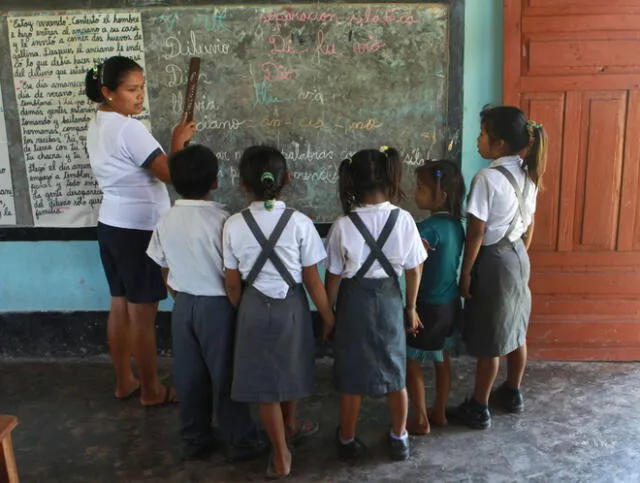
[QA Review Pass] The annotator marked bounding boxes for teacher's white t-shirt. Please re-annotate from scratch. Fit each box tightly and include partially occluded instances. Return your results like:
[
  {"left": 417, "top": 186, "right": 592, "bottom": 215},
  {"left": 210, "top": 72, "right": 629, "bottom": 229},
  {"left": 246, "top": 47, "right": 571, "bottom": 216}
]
[{"left": 87, "top": 110, "right": 170, "bottom": 231}]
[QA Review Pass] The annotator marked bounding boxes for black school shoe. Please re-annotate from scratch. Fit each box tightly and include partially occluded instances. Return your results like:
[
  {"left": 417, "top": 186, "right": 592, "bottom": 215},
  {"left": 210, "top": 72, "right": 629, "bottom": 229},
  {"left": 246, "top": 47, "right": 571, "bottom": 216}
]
[
  {"left": 335, "top": 428, "right": 367, "bottom": 460},
  {"left": 224, "top": 430, "right": 270, "bottom": 462},
  {"left": 387, "top": 433, "right": 410, "bottom": 461},
  {"left": 181, "top": 440, "right": 218, "bottom": 462},
  {"left": 453, "top": 398, "right": 492, "bottom": 430},
  {"left": 491, "top": 382, "right": 524, "bottom": 414}
]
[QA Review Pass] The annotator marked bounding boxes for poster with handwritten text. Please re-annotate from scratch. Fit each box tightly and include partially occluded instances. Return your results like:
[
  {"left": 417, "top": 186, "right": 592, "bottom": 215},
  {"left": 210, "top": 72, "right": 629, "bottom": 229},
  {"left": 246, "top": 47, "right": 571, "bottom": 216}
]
[
  {"left": 8, "top": 12, "right": 150, "bottom": 227},
  {"left": 0, "top": 88, "right": 17, "bottom": 225}
]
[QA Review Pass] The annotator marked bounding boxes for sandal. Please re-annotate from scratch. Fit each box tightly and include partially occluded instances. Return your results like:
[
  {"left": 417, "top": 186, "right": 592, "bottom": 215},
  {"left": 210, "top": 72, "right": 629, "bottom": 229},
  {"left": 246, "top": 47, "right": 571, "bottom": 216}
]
[
  {"left": 115, "top": 384, "right": 140, "bottom": 401},
  {"left": 288, "top": 419, "right": 319, "bottom": 445},
  {"left": 143, "top": 385, "right": 178, "bottom": 408}
]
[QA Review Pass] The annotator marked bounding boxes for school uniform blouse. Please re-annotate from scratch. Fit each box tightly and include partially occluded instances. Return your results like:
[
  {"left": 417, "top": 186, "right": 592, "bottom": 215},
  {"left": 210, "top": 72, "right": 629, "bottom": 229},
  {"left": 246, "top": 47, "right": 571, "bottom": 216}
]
[
  {"left": 223, "top": 201, "right": 326, "bottom": 299},
  {"left": 87, "top": 110, "right": 170, "bottom": 231},
  {"left": 467, "top": 155, "right": 538, "bottom": 246},
  {"left": 147, "top": 200, "right": 228, "bottom": 297},
  {"left": 325, "top": 202, "right": 427, "bottom": 278}
]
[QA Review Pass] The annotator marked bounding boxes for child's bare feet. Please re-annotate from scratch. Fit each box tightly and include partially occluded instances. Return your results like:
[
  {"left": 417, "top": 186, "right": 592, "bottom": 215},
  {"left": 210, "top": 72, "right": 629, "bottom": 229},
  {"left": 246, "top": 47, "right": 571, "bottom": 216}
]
[
  {"left": 267, "top": 447, "right": 292, "bottom": 479},
  {"left": 428, "top": 407, "right": 448, "bottom": 427},
  {"left": 407, "top": 417, "right": 430, "bottom": 435}
]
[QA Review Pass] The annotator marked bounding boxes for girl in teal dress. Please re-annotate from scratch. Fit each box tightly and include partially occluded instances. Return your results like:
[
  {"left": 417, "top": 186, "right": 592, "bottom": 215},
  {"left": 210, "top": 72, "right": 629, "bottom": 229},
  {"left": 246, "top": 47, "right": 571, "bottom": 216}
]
[{"left": 406, "top": 161, "right": 465, "bottom": 434}]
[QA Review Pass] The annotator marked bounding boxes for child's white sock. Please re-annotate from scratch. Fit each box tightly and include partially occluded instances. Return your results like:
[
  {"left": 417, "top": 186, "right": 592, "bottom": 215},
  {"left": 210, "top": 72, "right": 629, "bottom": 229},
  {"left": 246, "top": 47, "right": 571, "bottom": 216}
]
[{"left": 389, "top": 429, "right": 408, "bottom": 441}]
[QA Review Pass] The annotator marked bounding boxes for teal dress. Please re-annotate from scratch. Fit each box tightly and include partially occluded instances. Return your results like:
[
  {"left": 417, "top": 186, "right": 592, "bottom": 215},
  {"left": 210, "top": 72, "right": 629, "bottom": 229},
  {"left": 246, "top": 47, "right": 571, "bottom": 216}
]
[{"left": 406, "top": 213, "right": 465, "bottom": 363}]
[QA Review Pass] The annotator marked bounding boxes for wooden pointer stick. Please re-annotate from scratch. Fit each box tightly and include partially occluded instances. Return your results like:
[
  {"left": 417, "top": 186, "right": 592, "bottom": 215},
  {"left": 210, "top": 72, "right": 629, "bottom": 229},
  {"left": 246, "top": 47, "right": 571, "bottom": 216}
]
[{"left": 182, "top": 57, "right": 201, "bottom": 146}]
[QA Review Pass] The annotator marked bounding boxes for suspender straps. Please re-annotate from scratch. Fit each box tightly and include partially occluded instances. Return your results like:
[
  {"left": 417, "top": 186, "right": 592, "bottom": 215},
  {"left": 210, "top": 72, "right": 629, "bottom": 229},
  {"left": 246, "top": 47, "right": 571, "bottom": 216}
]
[
  {"left": 348, "top": 208, "right": 400, "bottom": 278},
  {"left": 241, "top": 208, "right": 296, "bottom": 288},
  {"left": 493, "top": 166, "right": 530, "bottom": 242}
]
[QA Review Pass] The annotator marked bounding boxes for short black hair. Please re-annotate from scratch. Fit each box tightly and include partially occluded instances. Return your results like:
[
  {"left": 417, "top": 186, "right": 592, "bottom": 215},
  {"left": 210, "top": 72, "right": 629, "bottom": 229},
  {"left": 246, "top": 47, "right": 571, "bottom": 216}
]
[{"left": 169, "top": 145, "right": 219, "bottom": 199}]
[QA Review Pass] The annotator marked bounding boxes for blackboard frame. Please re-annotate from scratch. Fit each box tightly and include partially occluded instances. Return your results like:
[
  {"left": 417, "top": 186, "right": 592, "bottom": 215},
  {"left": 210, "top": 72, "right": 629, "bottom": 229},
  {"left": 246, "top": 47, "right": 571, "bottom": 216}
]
[{"left": 0, "top": 0, "right": 464, "bottom": 241}]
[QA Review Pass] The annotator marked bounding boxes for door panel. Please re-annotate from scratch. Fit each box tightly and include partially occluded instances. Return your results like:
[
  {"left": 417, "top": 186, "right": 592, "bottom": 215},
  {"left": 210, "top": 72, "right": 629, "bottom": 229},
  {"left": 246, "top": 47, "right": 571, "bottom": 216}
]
[{"left": 504, "top": 1, "right": 640, "bottom": 360}]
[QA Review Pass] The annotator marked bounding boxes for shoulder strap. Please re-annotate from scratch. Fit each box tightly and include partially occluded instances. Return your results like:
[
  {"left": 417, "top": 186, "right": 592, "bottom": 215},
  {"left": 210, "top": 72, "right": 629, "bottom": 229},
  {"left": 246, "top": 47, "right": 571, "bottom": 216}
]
[
  {"left": 349, "top": 209, "right": 399, "bottom": 278},
  {"left": 493, "top": 166, "right": 530, "bottom": 242},
  {"left": 241, "top": 208, "right": 296, "bottom": 288}
]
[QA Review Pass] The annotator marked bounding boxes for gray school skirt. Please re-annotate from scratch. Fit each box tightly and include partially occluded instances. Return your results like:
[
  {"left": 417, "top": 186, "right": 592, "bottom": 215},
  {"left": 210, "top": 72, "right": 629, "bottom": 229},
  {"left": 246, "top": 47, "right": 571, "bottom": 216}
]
[
  {"left": 463, "top": 238, "right": 531, "bottom": 358},
  {"left": 231, "top": 284, "right": 315, "bottom": 403},
  {"left": 333, "top": 276, "right": 406, "bottom": 396}
]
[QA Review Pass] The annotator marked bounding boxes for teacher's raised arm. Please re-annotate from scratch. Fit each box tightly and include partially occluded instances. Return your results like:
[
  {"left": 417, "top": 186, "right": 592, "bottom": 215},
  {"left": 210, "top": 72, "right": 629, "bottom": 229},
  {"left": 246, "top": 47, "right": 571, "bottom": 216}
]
[{"left": 83, "top": 55, "right": 191, "bottom": 408}]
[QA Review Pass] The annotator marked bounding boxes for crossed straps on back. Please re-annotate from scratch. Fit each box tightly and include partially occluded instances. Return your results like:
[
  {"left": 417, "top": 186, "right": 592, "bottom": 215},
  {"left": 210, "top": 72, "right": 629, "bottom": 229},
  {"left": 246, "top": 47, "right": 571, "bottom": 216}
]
[
  {"left": 348, "top": 208, "right": 400, "bottom": 278},
  {"left": 241, "top": 208, "right": 296, "bottom": 288},
  {"left": 493, "top": 166, "right": 530, "bottom": 242}
]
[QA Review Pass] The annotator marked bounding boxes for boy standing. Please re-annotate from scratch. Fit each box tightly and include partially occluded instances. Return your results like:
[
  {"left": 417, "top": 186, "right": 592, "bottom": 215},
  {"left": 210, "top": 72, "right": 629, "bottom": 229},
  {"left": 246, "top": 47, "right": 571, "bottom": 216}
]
[{"left": 147, "top": 145, "right": 267, "bottom": 461}]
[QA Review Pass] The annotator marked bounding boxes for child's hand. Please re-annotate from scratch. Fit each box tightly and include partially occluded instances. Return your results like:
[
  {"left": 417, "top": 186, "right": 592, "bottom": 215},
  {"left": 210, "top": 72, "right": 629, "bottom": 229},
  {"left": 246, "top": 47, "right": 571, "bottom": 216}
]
[
  {"left": 405, "top": 308, "right": 423, "bottom": 336},
  {"left": 459, "top": 272, "right": 472, "bottom": 299},
  {"left": 322, "top": 312, "right": 336, "bottom": 342},
  {"left": 421, "top": 238, "right": 436, "bottom": 252}
]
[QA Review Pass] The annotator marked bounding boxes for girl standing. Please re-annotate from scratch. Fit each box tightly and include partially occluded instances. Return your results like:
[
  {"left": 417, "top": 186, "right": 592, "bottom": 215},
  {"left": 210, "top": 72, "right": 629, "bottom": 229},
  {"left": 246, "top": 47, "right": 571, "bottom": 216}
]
[
  {"left": 406, "top": 161, "right": 465, "bottom": 435},
  {"left": 223, "top": 146, "right": 334, "bottom": 479},
  {"left": 325, "top": 146, "right": 427, "bottom": 461},
  {"left": 85, "top": 56, "right": 195, "bottom": 406},
  {"left": 456, "top": 106, "right": 547, "bottom": 429}
]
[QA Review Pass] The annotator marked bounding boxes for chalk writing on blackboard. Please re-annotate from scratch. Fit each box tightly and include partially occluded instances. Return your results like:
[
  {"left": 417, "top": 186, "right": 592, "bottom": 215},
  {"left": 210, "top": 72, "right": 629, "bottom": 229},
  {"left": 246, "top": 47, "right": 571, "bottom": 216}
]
[
  {"left": 8, "top": 12, "right": 150, "bottom": 227},
  {"left": 0, "top": 88, "right": 17, "bottom": 225}
]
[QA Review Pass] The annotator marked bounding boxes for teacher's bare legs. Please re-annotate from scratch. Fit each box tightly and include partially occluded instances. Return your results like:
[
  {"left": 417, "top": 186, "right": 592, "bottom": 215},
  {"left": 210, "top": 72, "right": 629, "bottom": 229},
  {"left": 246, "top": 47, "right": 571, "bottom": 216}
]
[
  {"left": 108, "top": 296, "right": 139, "bottom": 399},
  {"left": 129, "top": 301, "right": 176, "bottom": 405},
  {"left": 108, "top": 296, "right": 176, "bottom": 405}
]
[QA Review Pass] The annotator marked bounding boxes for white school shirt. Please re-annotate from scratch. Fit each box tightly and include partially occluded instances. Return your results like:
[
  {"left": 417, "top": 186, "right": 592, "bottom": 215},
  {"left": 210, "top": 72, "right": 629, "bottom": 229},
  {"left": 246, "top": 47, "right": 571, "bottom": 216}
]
[
  {"left": 223, "top": 201, "right": 326, "bottom": 299},
  {"left": 87, "top": 110, "right": 170, "bottom": 231},
  {"left": 325, "top": 202, "right": 427, "bottom": 278},
  {"left": 467, "top": 155, "right": 538, "bottom": 246},
  {"left": 146, "top": 200, "right": 228, "bottom": 297}
]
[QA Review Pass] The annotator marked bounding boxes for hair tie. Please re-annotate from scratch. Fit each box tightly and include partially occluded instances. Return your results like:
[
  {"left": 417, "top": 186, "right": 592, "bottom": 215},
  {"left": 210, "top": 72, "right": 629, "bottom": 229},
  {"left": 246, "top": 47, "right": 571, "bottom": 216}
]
[
  {"left": 90, "top": 64, "right": 100, "bottom": 81},
  {"left": 379, "top": 145, "right": 389, "bottom": 154},
  {"left": 526, "top": 120, "right": 543, "bottom": 137},
  {"left": 264, "top": 199, "right": 275, "bottom": 211},
  {"left": 260, "top": 172, "right": 275, "bottom": 183},
  {"left": 435, "top": 169, "right": 442, "bottom": 178}
]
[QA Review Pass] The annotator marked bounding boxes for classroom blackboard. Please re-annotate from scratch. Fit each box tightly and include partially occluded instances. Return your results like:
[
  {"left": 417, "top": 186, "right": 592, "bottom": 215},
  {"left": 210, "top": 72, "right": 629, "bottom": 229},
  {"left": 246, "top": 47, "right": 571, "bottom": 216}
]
[{"left": 0, "top": 0, "right": 463, "bottom": 240}]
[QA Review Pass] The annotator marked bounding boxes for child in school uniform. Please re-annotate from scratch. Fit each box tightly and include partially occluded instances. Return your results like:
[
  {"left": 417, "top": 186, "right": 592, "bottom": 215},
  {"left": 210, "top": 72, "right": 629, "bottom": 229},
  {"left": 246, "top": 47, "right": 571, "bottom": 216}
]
[
  {"left": 405, "top": 161, "right": 466, "bottom": 435},
  {"left": 146, "top": 145, "right": 268, "bottom": 462},
  {"left": 455, "top": 105, "right": 547, "bottom": 429},
  {"left": 324, "top": 146, "right": 427, "bottom": 461},
  {"left": 223, "top": 145, "right": 335, "bottom": 479}
]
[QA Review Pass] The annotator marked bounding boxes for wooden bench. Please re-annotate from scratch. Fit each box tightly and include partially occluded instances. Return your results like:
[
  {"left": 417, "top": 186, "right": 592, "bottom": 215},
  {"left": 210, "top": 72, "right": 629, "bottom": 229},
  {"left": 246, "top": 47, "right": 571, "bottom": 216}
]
[{"left": 0, "top": 416, "right": 18, "bottom": 483}]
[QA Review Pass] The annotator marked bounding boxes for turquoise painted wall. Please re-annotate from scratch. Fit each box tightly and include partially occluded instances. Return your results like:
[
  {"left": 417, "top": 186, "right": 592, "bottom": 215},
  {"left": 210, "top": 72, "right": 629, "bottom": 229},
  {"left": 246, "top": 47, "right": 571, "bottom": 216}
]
[{"left": 0, "top": 0, "right": 503, "bottom": 313}]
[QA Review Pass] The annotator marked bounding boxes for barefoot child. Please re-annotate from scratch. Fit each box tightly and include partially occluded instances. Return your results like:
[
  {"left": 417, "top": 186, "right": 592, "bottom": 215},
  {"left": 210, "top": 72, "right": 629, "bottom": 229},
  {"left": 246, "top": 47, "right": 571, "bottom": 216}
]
[
  {"left": 456, "top": 106, "right": 547, "bottom": 429},
  {"left": 146, "top": 145, "right": 267, "bottom": 461},
  {"left": 223, "top": 146, "right": 335, "bottom": 479},
  {"left": 405, "top": 161, "right": 465, "bottom": 435},
  {"left": 325, "top": 146, "right": 427, "bottom": 461}
]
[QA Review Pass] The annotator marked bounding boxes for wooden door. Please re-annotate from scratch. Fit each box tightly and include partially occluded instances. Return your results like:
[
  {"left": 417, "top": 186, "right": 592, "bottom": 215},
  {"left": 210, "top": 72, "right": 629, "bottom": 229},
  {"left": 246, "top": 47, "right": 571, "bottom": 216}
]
[{"left": 504, "top": 0, "right": 640, "bottom": 360}]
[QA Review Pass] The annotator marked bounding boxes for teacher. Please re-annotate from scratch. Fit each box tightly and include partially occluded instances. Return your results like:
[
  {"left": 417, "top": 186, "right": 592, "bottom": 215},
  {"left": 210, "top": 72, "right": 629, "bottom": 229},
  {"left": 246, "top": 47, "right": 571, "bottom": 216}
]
[{"left": 85, "top": 55, "right": 195, "bottom": 406}]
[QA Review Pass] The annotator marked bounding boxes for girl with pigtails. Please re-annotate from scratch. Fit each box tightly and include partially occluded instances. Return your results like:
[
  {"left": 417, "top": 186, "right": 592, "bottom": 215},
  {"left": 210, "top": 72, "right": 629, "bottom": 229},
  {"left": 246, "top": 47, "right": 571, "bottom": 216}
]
[{"left": 324, "top": 146, "right": 427, "bottom": 462}]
